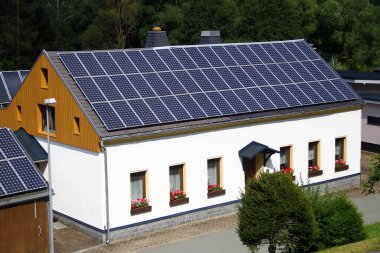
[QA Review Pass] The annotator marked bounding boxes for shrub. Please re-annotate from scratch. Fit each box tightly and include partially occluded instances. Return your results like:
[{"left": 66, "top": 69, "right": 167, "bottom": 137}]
[
  {"left": 307, "top": 189, "right": 366, "bottom": 251},
  {"left": 363, "top": 154, "right": 380, "bottom": 195},
  {"left": 237, "top": 172, "right": 317, "bottom": 253}
]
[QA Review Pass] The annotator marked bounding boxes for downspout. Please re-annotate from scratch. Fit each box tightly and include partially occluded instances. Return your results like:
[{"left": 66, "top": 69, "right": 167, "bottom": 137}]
[{"left": 101, "top": 140, "right": 110, "bottom": 244}]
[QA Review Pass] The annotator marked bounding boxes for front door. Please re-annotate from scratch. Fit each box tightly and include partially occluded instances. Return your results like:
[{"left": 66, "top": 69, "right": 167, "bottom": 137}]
[{"left": 244, "top": 157, "right": 256, "bottom": 185}]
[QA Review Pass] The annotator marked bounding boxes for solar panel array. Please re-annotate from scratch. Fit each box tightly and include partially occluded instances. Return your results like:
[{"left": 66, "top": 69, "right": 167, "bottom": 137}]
[
  {"left": 58, "top": 40, "right": 358, "bottom": 131},
  {"left": 0, "top": 70, "right": 29, "bottom": 105},
  {"left": 0, "top": 128, "right": 47, "bottom": 197}
]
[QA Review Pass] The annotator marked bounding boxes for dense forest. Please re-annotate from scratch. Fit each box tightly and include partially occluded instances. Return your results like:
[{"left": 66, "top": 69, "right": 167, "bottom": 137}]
[{"left": 1, "top": 0, "right": 380, "bottom": 71}]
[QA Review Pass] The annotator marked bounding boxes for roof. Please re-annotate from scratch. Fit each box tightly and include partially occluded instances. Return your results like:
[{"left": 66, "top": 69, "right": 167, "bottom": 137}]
[
  {"left": 0, "top": 70, "right": 29, "bottom": 107},
  {"left": 0, "top": 128, "right": 47, "bottom": 198},
  {"left": 14, "top": 127, "right": 48, "bottom": 163},
  {"left": 45, "top": 39, "right": 361, "bottom": 139},
  {"left": 337, "top": 70, "right": 380, "bottom": 83}
]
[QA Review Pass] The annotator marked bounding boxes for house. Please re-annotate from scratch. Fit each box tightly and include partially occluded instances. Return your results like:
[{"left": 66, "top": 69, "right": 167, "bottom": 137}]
[
  {"left": 0, "top": 31, "right": 362, "bottom": 242},
  {"left": 0, "top": 70, "right": 29, "bottom": 108},
  {"left": 337, "top": 70, "right": 380, "bottom": 153},
  {"left": 0, "top": 128, "right": 49, "bottom": 253}
]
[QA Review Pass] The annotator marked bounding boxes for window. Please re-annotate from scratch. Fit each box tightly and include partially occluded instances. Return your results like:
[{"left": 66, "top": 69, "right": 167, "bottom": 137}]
[
  {"left": 130, "top": 171, "right": 146, "bottom": 200},
  {"left": 39, "top": 105, "right": 55, "bottom": 132},
  {"left": 169, "top": 164, "right": 184, "bottom": 192},
  {"left": 41, "top": 68, "right": 48, "bottom": 88},
  {"left": 280, "top": 146, "right": 291, "bottom": 169},
  {"left": 73, "top": 117, "right": 80, "bottom": 135},
  {"left": 308, "top": 141, "right": 319, "bottom": 167},
  {"left": 16, "top": 105, "right": 22, "bottom": 122},
  {"left": 335, "top": 138, "right": 345, "bottom": 161},
  {"left": 367, "top": 116, "right": 380, "bottom": 126},
  {"left": 208, "top": 158, "right": 222, "bottom": 186}
]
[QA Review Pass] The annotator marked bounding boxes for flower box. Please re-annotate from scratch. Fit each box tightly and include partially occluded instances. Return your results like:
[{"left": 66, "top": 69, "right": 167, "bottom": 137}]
[
  {"left": 335, "top": 164, "right": 349, "bottom": 172},
  {"left": 130, "top": 205, "right": 152, "bottom": 215},
  {"left": 207, "top": 189, "right": 226, "bottom": 198},
  {"left": 169, "top": 197, "right": 189, "bottom": 207},
  {"left": 308, "top": 169, "right": 323, "bottom": 177}
]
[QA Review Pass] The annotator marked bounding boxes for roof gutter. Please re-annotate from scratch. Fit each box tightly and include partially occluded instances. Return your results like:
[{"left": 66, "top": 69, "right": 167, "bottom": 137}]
[{"left": 100, "top": 140, "right": 110, "bottom": 244}]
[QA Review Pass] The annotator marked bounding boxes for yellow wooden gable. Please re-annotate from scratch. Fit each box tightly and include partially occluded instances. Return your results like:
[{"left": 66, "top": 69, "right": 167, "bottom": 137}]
[{"left": 0, "top": 52, "right": 100, "bottom": 153}]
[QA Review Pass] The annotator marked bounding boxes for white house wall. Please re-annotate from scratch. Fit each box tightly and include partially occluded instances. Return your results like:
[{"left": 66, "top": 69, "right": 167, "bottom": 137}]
[
  {"left": 38, "top": 138, "right": 105, "bottom": 230},
  {"left": 106, "top": 109, "right": 361, "bottom": 229}
]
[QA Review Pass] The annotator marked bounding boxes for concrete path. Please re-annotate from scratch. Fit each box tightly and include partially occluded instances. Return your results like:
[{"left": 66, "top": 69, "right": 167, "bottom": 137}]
[{"left": 352, "top": 193, "right": 380, "bottom": 224}]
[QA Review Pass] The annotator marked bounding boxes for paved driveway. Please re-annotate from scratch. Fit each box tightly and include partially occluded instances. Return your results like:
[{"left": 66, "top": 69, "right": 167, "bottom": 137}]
[{"left": 139, "top": 193, "right": 380, "bottom": 253}]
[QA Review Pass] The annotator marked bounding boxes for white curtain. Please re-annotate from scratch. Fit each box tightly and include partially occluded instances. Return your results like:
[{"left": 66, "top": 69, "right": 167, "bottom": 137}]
[
  {"left": 131, "top": 174, "right": 143, "bottom": 200},
  {"left": 335, "top": 141, "right": 341, "bottom": 158},
  {"left": 208, "top": 160, "right": 217, "bottom": 185},
  {"left": 280, "top": 152, "right": 286, "bottom": 165},
  {"left": 170, "top": 167, "right": 180, "bottom": 191}
]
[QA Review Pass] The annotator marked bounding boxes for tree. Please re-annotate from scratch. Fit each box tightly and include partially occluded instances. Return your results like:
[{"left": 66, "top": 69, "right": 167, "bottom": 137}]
[
  {"left": 307, "top": 190, "right": 366, "bottom": 250},
  {"left": 237, "top": 173, "right": 317, "bottom": 253},
  {"left": 363, "top": 153, "right": 380, "bottom": 195},
  {"left": 238, "top": 0, "right": 318, "bottom": 42}
]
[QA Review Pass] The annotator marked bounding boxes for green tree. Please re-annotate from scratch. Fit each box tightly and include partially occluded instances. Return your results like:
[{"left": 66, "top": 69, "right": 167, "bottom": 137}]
[
  {"left": 363, "top": 154, "right": 380, "bottom": 194},
  {"left": 181, "top": 0, "right": 239, "bottom": 44},
  {"left": 307, "top": 190, "right": 366, "bottom": 250},
  {"left": 238, "top": 0, "right": 317, "bottom": 42},
  {"left": 237, "top": 173, "right": 317, "bottom": 253}
]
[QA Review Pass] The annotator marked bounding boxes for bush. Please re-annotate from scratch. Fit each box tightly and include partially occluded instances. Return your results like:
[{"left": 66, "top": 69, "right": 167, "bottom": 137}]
[
  {"left": 237, "top": 172, "right": 317, "bottom": 253},
  {"left": 307, "top": 190, "right": 366, "bottom": 251}
]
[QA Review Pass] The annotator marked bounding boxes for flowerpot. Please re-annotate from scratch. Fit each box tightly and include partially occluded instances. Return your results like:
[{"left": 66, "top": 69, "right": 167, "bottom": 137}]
[
  {"left": 169, "top": 197, "right": 189, "bottom": 207},
  {"left": 308, "top": 170, "right": 323, "bottom": 177},
  {"left": 335, "top": 164, "right": 349, "bottom": 172},
  {"left": 130, "top": 205, "right": 152, "bottom": 215},
  {"left": 207, "top": 189, "right": 226, "bottom": 198}
]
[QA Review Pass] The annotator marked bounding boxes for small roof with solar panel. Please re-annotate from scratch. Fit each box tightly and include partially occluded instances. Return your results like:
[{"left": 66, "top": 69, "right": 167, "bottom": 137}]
[
  {"left": 0, "top": 70, "right": 29, "bottom": 107},
  {"left": 45, "top": 38, "right": 361, "bottom": 138},
  {"left": 0, "top": 128, "right": 47, "bottom": 198}
]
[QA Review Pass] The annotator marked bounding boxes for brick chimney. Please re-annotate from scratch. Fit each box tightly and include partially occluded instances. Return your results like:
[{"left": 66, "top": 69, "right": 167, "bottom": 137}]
[
  {"left": 199, "top": 31, "right": 222, "bottom": 44},
  {"left": 145, "top": 27, "right": 169, "bottom": 48}
]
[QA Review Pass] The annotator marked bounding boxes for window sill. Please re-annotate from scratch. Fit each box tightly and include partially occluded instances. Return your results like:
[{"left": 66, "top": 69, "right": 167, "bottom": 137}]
[
  {"left": 335, "top": 165, "right": 349, "bottom": 172},
  {"left": 130, "top": 205, "right": 152, "bottom": 215},
  {"left": 169, "top": 197, "right": 189, "bottom": 207},
  {"left": 207, "top": 189, "right": 226, "bottom": 198},
  {"left": 38, "top": 131, "right": 56, "bottom": 138},
  {"left": 308, "top": 170, "right": 323, "bottom": 177}
]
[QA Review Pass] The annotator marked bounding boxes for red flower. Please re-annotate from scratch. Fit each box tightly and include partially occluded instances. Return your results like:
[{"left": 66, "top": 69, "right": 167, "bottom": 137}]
[
  {"left": 281, "top": 167, "right": 294, "bottom": 174},
  {"left": 335, "top": 159, "right": 346, "bottom": 166}
]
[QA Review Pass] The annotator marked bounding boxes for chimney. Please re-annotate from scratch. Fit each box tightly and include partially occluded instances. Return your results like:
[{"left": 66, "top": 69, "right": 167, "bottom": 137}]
[
  {"left": 145, "top": 27, "right": 169, "bottom": 48},
  {"left": 199, "top": 31, "right": 222, "bottom": 44}
]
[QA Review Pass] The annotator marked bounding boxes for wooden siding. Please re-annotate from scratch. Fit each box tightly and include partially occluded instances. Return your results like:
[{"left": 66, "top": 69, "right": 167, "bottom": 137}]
[
  {"left": 0, "top": 53, "right": 100, "bottom": 152},
  {"left": 0, "top": 199, "right": 49, "bottom": 253}
]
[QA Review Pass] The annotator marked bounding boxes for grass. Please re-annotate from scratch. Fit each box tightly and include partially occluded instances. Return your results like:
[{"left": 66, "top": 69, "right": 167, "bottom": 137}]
[{"left": 318, "top": 222, "right": 380, "bottom": 253}]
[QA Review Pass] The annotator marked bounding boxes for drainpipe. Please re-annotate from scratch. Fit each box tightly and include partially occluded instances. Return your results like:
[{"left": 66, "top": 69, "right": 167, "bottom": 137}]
[{"left": 101, "top": 140, "right": 110, "bottom": 244}]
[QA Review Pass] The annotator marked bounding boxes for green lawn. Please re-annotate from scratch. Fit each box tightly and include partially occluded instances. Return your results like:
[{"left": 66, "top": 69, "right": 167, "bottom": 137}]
[{"left": 318, "top": 222, "right": 380, "bottom": 253}]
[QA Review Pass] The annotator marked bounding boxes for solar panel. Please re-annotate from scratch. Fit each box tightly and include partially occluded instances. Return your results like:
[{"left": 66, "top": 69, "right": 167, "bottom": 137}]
[
  {"left": 0, "top": 128, "right": 47, "bottom": 197},
  {"left": 94, "top": 52, "right": 123, "bottom": 75},
  {"left": 109, "top": 52, "right": 138, "bottom": 74},
  {"left": 58, "top": 39, "right": 359, "bottom": 131},
  {"left": 171, "top": 48, "right": 198, "bottom": 69},
  {"left": 184, "top": 47, "right": 211, "bottom": 68},
  {"left": 125, "top": 51, "right": 153, "bottom": 73},
  {"left": 77, "top": 52, "right": 106, "bottom": 76}
]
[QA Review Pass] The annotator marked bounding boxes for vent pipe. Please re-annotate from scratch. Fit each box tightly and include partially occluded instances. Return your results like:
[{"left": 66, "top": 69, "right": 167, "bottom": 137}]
[{"left": 199, "top": 31, "right": 222, "bottom": 44}]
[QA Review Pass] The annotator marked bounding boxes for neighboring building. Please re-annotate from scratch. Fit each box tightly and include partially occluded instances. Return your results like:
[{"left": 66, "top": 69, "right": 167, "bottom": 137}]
[
  {"left": 0, "top": 70, "right": 29, "bottom": 107},
  {"left": 337, "top": 70, "right": 380, "bottom": 152},
  {"left": 0, "top": 128, "right": 49, "bottom": 253},
  {"left": 0, "top": 34, "right": 362, "bottom": 242}
]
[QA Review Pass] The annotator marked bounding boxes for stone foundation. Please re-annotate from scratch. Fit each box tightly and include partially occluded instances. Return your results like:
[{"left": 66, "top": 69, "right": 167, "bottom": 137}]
[{"left": 55, "top": 173, "right": 361, "bottom": 243}]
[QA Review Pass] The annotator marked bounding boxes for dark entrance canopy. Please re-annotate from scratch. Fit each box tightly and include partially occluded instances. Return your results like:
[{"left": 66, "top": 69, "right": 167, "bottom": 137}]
[{"left": 239, "top": 140, "right": 278, "bottom": 161}]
